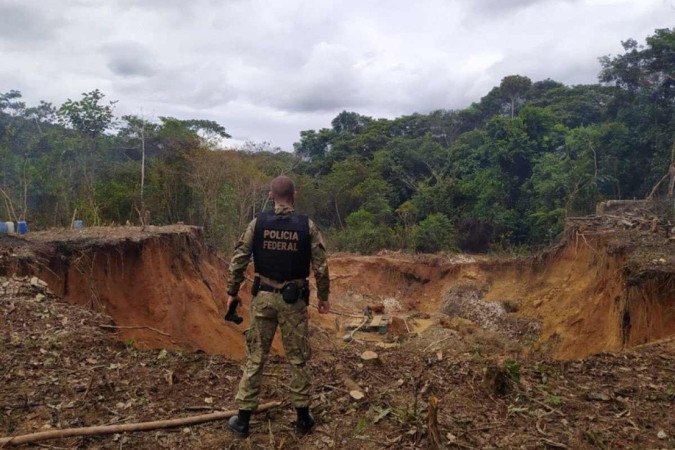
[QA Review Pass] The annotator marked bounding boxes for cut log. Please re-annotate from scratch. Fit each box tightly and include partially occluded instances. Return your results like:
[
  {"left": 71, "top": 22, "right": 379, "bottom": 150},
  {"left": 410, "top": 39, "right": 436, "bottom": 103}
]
[
  {"left": 349, "top": 390, "right": 365, "bottom": 400},
  {"left": 343, "top": 376, "right": 365, "bottom": 401},
  {"left": 360, "top": 350, "right": 380, "bottom": 364}
]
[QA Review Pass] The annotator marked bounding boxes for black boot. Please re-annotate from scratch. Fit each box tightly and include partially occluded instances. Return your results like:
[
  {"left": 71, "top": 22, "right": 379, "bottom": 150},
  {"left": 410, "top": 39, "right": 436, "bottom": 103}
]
[
  {"left": 228, "top": 410, "right": 251, "bottom": 437},
  {"left": 295, "top": 407, "right": 315, "bottom": 435}
]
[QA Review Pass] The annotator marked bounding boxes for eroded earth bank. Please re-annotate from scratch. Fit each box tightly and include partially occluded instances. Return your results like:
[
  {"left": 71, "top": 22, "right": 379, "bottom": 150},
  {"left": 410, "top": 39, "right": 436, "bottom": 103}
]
[{"left": 0, "top": 206, "right": 673, "bottom": 449}]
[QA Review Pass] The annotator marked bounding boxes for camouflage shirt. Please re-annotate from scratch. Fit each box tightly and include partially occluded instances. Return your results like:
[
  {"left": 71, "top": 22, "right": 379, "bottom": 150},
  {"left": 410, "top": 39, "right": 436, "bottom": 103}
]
[{"left": 227, "top": 204, "right": 330, "bottom": 302}]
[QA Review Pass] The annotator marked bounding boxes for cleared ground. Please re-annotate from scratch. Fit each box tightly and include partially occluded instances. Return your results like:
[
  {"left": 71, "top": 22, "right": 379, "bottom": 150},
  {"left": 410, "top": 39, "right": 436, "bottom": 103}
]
[{"left": 0, "top": 211, "right": 673, "bottom": 448}]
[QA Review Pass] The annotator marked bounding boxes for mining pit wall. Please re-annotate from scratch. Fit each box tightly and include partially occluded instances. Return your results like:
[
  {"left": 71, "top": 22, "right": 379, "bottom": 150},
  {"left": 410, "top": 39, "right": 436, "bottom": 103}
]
[
  {"left": 0, "top": 219, "right": 672, "bottom": 360},
  {"left": 0, "top": 226, "right": 254, "bottom": 359}
]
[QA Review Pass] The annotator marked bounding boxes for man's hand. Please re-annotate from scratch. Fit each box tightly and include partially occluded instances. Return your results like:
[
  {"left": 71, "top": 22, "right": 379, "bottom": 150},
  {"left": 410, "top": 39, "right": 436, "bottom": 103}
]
[
  {"left": 225, "top": 295, "right": 243, "bottom": 324},
  {"left": 317, "top": 300, "right": 330, "bottom": 314}
]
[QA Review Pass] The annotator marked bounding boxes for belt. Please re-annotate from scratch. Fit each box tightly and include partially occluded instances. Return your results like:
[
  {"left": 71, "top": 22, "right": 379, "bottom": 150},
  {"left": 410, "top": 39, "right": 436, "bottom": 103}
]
[
  {"left": 257, "top": 275, "right": 306, "bottom": 289},
  {"left": 259, "top": 283, "right": 284, "bottom": 294}
]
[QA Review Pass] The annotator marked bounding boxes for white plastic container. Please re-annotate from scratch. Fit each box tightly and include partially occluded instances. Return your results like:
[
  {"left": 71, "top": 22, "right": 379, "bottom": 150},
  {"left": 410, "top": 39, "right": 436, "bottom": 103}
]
[{"left": 5, "top": 221, "right": 15, "bottom": 234}]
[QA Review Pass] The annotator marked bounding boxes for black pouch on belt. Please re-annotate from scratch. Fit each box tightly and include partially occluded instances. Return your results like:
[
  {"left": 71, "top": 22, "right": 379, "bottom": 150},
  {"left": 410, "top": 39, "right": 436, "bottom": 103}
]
[
  {"left": 251, "top": 275, "right": 261, "bottom": 296},
  {"left": 300, "top": 281, "right": 310, "bottom": 305},
  {"left": 281, "top": 282, "right": 299, "bottom": 304}
]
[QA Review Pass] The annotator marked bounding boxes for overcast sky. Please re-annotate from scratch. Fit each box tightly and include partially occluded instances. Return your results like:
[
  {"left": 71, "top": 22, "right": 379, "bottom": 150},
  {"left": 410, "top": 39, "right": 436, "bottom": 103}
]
[{"left": 0, "top": 0, "right": 672, "bottom": 149}]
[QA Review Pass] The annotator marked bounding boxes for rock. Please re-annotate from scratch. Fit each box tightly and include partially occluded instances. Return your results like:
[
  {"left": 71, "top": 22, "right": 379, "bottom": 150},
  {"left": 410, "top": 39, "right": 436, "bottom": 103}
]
[
  {"left": 35, "top": 293, "right": 46, "bottom": 302},
  {"left": 30, "top": 276, "right": 47, "bottom": 288},
  {"left": 657, "top": 430, "right": 667, "bottom": 439}
]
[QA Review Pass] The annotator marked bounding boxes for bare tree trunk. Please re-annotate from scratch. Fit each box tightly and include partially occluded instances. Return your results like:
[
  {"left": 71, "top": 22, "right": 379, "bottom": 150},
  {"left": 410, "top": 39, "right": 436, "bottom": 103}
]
[
  {"left": 21, "top": 154, "right": 28, "bottom": 221},
  {"left": 141, "top": 120, "right": 146, "bottom": 215},
  {"left": 334, "top": 197, "right": 344, "bottom": 229}
]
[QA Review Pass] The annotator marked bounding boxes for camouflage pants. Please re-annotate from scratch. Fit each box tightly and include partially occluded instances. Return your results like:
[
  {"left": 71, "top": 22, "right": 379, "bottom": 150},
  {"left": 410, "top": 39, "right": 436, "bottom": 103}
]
[{"left": 235, "top": 291, "right": 311, "bottom": 410}]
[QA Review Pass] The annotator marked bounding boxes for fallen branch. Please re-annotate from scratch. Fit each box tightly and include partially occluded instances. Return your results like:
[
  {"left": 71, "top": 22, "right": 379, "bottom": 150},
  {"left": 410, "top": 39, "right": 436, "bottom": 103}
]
[
  {"left": 98, "top": 324, "right": 171, "bottom": 338},
  {"left": 423, "top": 336, "right": 453, "bottom": 352},
  {"left": 343, "top": 316, "right": 369, "bottom": 343},
  {"left": 540, "top": 438, "right": 569, "bottom": 449},
  {"left": 0, "top": 401, "right": 281, "bottom": 446}
]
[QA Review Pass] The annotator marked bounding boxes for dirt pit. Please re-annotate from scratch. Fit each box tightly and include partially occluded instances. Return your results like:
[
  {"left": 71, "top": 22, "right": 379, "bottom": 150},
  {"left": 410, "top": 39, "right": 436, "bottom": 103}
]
[
  {"left": 0, "top": 213, "right": 673, "bottom": 362},
  {"left": 0, "top": 211, "right": 673, "bottom": 449}
]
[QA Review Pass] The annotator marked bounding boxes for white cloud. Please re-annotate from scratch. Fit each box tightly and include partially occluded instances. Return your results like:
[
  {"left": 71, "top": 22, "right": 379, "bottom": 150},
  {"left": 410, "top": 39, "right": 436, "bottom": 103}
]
[{"left": 0, "top": 0, "right": 672, "bottom": 149}]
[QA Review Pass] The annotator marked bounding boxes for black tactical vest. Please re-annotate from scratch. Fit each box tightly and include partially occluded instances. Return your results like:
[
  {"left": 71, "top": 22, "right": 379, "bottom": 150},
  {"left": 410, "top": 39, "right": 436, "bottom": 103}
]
[{"left": 252, "top": 211, "right": 311, "bottom": 282}]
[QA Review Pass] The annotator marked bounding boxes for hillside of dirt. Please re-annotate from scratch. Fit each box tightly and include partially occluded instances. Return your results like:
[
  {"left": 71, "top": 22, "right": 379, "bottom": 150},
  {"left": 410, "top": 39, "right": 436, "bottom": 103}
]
[{"left": 0, "top": 205, "right": 673, "bottom": 448}]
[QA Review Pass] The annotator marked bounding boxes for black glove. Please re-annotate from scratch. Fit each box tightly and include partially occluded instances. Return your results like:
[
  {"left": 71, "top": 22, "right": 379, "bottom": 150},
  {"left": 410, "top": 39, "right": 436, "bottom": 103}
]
[{"left": 225, "top": 297, "right": 243, "bottom": 325}]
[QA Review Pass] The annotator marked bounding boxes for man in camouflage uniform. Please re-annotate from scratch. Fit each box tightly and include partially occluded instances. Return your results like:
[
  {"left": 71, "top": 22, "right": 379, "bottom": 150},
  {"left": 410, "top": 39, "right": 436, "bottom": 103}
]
[{"left": 226, "top": 175, "right": 330, "bottom": 437}]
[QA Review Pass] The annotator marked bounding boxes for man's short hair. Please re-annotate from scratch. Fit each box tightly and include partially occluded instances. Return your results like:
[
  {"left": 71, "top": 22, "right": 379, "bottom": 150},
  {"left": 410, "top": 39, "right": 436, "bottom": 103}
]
[{"left": 270, "top": 176, "right": 295, "bottom": 199}]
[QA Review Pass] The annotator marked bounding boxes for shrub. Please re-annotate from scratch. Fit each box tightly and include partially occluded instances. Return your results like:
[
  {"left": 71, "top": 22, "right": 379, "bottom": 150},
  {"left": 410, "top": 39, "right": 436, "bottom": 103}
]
[
  {"left": 413, "top": 213, "right": 456, "bottom": 253},
  {"left": 329, "top": 209, "right": 393, "bottom": 254}
]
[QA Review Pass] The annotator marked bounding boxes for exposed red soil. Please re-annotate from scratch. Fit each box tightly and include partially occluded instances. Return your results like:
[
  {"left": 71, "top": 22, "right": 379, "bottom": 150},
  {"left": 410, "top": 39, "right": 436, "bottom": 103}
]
[
  {"left": 0, "top": 226, "right": 254, "bottom": 359},
  {"left": 1, "top": 277, "right": 673, "bottom": 449},
  {"left": 326, "top": 217, "right": 674, "bottom": 359}
]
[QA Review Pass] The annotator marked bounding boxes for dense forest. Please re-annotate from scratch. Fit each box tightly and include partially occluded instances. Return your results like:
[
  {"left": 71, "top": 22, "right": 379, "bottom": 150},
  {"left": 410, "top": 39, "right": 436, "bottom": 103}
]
[{"left": 1, "top": 29, "right": 673, "bottom": 254}]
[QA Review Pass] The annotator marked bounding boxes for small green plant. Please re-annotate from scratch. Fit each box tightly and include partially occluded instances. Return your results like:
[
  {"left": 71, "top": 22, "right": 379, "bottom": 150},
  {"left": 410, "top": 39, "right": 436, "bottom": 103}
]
[
  {"left": 504, "top": 359, "right": 521, "bottom": 383},
  {"left": 471, "top": 346, "right": 482, "bottom": 360},
  {"left": 125, "top": 338, "right": 136, "bottom": 350},
  {"left": 547, "top": 395, "right": 563, "bottom": 406},
  {"left": 355, "top": 417, "right": 368, "bottom": 433}
]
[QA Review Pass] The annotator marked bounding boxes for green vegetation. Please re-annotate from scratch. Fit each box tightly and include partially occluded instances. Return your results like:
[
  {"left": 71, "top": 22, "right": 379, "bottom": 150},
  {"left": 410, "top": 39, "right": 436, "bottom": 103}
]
[{"left": 1, "top": 29, "right": 672, "bottom": 254}]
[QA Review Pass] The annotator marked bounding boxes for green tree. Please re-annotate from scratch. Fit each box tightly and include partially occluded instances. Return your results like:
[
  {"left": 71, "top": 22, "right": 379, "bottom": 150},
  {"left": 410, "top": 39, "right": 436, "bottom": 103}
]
[
  {"left": 57, "top": 89, "right": 116, "bottom": 138},
  {"left": 413, "top": 213, "right": 456, "bottom": 253},
  {"left": 500, "top": 75, "right": 533, "bottom": 118}
]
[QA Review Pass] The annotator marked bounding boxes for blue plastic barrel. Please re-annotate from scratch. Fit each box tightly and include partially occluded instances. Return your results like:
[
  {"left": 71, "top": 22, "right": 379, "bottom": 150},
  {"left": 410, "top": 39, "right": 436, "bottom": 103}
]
[
  {"left": 73, "top": 220, "right": 84, "bottom": 229},
  {"left": 17, "top": 221, "right": 28, "bottom": 235},
  {"left": 0, "top": 222, "right": 7, "bottom": 234}
]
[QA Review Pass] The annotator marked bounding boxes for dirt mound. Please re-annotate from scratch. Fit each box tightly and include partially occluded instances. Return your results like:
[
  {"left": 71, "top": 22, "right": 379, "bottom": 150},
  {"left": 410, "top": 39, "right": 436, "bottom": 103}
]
[
  {"left": 441, "top": 281, "right": 504, "bottom": 330},
  {"left": 0, "top": 226, "right": 254, "bottom": 359}
]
